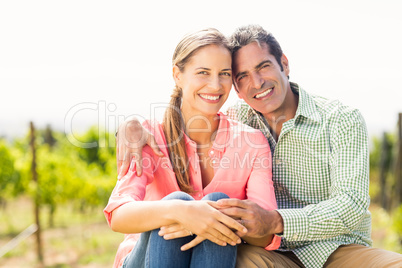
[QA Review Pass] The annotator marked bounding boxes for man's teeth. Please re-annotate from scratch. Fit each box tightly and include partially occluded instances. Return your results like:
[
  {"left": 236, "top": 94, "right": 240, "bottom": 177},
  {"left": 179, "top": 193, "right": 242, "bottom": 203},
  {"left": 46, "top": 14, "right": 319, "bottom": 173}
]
[
  {"left": 255, "top": 88, "right": 272, "bottom": 98},
  {"left": 200, "top": 94, "right": 220, "bottom": 100}
]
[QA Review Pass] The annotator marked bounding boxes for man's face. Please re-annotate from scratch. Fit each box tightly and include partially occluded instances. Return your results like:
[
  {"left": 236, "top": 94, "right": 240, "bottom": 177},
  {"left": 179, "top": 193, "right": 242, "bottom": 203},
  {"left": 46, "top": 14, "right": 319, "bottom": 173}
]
[{"left": 232, "top": 42, "right": 291, "bottom": 118}]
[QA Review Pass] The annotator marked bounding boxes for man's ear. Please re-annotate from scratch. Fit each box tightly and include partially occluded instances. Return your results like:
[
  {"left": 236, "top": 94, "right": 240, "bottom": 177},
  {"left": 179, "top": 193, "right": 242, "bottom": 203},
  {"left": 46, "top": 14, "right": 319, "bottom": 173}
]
[
  {"left": 173, "top": 65, "right": 182, "bottom": 88},
  {"left": 281, "top": 54, "right": 290, "bottom": 77}
]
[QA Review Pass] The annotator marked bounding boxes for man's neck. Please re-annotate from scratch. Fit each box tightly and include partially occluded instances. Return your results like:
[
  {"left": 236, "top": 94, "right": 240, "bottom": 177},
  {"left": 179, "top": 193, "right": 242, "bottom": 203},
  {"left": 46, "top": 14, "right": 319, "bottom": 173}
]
[{"left": 263, "top": 87, "right": 299, "bottom": 141}]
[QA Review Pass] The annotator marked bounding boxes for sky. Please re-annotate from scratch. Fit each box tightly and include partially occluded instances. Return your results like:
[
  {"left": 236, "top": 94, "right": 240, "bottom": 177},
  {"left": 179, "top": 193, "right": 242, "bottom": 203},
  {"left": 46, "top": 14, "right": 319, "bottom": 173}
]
[{"left": 1, "top": 0, "right": 401, "bottom": 142}]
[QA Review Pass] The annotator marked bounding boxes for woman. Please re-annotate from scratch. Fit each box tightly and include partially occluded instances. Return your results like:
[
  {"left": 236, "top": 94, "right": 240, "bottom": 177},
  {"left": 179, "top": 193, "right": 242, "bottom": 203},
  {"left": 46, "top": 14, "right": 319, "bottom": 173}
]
[{"left": 104, "top": 28, "right": 280, "bottom": 268}]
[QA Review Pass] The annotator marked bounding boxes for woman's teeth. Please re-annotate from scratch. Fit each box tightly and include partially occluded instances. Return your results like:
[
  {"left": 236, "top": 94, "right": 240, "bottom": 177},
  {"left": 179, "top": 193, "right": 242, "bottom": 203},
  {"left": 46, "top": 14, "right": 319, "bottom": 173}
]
[
  {"left": 200, "top": 94, "right": 220, "bottom": 100},
  {"left": 255, "top": 88, "right": 272, "bottom": 99}
]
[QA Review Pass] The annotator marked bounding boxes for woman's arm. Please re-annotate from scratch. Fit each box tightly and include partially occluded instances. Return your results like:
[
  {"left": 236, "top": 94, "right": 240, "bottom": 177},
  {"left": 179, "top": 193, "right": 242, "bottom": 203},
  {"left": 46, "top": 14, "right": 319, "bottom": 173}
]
[{"left": 111, "top": 198, "right": 246, "bottom": 247}]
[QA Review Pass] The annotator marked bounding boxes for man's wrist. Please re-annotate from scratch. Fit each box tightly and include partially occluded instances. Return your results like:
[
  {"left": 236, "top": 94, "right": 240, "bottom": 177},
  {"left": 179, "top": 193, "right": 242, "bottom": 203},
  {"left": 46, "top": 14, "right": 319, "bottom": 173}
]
[{"left": 272, "top": 210, "right": 284, "bottom": 235}]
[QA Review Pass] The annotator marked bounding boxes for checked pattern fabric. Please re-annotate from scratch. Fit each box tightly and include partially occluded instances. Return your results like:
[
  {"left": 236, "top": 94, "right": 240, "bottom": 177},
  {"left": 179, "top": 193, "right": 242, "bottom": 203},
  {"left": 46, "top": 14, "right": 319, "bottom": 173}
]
[{"left": 226, "top": 82, "right": 372, "bottom": 268}]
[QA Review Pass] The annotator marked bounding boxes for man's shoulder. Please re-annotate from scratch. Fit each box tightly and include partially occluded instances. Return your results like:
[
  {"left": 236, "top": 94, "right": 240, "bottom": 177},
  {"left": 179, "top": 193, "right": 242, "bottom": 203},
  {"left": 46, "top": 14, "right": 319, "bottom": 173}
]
[
  {"left": 306, "top": 90, "right": 364, "bottom": 125},
  {"left": 225, "top": 99, "right": 254, "bottom": 123}
]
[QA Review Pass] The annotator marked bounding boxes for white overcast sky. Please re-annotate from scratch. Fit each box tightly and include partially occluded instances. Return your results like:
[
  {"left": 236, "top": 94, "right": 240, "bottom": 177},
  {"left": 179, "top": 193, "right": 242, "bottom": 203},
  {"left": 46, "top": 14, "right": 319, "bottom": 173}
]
[{"left": 1, "top": 0, "right": 401, "bottom": 140}]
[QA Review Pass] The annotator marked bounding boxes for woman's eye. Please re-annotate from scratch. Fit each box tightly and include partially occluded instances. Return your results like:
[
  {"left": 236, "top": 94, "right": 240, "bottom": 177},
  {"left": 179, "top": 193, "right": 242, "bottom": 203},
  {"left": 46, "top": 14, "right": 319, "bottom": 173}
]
[
  {"left": 198, "top": 71, "right": 208, "bottom": 75},
  {"left": 221, "top": 72, "right": 231, "bottom": 77}
]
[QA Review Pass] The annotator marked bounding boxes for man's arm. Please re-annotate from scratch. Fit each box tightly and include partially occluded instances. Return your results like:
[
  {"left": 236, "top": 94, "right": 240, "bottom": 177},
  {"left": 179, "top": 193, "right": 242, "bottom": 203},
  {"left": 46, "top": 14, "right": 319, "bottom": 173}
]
[
  {"left": 277, "top": 109, "right": 370, "bottom": 242},
  {"left": 217, "top": 109, "right": 370, "bottom": 244},
  {"left": 116, "top": 117, "right": 163, "bottom": 178}
]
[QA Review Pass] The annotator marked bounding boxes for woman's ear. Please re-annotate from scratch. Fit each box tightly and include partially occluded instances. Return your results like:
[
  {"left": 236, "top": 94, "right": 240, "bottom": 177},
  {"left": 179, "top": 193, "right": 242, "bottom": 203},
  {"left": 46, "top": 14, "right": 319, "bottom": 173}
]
[{"left": 173, "top": 65, "right": 182, "bottom": 88}]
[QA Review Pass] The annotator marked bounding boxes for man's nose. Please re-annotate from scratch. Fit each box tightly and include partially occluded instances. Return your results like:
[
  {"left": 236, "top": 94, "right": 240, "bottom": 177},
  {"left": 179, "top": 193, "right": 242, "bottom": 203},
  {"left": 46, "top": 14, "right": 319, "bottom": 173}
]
[{"left": 250, "top": 72, "right": 263, "bottom": 90}]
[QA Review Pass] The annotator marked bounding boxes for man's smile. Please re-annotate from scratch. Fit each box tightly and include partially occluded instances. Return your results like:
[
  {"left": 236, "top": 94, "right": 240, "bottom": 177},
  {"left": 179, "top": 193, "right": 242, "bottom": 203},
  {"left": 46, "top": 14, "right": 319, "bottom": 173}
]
[{"left": 254, "top": 87, "right": 273, "bottom": 99}]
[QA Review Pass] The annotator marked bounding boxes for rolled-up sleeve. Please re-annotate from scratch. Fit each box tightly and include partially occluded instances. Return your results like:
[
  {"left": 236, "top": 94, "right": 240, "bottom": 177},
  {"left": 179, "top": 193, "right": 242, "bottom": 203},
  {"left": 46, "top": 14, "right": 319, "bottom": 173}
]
[{"left": 103, "top": 152, "right": 155, "bottom": 227}]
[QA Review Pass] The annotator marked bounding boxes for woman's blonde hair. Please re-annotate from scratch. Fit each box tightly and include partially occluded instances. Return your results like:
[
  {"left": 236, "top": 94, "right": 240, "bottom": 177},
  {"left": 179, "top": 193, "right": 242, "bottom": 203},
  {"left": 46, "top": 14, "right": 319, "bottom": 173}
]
[{"left": 163, "top": 28, "right": 229, "bottom": 193}]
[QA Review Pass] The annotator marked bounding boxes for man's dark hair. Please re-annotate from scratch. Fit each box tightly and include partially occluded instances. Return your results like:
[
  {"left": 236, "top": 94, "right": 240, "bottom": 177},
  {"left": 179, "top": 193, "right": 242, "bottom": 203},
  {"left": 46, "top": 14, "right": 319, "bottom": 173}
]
[{"left": 229, "top": 24, "right": 284, "bottom": 71}]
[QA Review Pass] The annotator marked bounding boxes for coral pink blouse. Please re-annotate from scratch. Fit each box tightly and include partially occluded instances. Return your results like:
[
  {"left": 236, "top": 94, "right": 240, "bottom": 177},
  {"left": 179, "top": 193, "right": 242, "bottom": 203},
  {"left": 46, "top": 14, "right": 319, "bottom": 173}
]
[{"left": 104, "top": 113, "right": 280, "bottom": 268}]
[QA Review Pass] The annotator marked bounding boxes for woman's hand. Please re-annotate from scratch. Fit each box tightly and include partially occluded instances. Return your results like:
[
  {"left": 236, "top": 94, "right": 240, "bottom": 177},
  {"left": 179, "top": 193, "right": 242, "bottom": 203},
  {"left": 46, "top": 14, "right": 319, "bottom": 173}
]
[
  {"left": 159, "top": 223, "right": 192, "bottom": 239},
  {"left": 158, "top": 223, "right": 207, "bottom": 250},
  {"left": 161, "top": 200, "right": 247, "bottom": 250}
]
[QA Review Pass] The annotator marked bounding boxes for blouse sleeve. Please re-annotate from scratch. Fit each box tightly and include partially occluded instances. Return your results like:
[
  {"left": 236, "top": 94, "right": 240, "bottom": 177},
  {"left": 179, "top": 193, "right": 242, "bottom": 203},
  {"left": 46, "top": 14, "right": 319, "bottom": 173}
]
[
  {"left": 246, "top": 131, "right": 281, "bottom": 250},
  {"left": 103, "top": 151, "right": 155, "bottom": 227}
]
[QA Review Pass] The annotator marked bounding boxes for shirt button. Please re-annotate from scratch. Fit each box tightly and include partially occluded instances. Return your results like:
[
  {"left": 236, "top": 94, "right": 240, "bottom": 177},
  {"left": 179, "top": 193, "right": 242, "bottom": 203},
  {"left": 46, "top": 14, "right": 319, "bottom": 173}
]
[
  {"left": 292, "top": 233, "right": 298, "bottom": 240},
  {"left": 277, "top": 186, "right": 284, "bottom": 191},
  {"left": 275, "top": 158, "right": 282, "bottom": 165}
]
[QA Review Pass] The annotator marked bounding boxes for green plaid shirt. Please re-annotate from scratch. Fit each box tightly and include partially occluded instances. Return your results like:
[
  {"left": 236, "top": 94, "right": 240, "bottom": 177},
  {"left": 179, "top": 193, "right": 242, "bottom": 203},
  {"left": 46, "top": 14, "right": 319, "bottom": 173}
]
[{"left": 227, "top": 82, "right": 372, "bottom": 268}]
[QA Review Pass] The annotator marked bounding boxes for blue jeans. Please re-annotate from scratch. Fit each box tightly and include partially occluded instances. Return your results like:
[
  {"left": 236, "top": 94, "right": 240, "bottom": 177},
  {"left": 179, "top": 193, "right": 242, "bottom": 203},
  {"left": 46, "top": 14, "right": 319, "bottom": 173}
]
[{"left": 123, "top": 191, "right": 237, "bottom": 268}]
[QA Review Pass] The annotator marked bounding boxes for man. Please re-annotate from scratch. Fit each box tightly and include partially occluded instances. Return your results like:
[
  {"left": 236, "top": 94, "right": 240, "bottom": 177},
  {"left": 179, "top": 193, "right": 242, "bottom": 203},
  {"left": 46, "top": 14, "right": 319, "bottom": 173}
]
[{"left": 116, "top": 25, "right": 402, "bottom": 267}]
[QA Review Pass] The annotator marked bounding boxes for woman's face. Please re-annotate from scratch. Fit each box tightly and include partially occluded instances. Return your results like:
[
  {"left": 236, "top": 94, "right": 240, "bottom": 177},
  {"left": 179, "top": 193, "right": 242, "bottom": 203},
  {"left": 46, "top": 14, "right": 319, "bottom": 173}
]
[{"left": 174, "top": 44, "right": 232, "bottom": 119}]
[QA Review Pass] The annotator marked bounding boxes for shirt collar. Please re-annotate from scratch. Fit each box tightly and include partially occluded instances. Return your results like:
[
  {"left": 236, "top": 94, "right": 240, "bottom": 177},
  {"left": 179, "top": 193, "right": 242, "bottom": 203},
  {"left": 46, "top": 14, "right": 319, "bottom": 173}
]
[{"left": 291, "top": 82, "right": 321, "bottom": 123}]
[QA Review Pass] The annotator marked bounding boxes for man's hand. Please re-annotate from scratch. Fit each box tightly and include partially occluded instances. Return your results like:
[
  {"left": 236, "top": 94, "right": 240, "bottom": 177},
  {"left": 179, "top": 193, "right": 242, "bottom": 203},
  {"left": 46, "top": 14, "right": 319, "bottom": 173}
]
[
  {"left": 213, "top": 199, "right": 284, "bottom": 238},
  {"left": 116, "top": 118, "right": 163, "bottom": 178}
]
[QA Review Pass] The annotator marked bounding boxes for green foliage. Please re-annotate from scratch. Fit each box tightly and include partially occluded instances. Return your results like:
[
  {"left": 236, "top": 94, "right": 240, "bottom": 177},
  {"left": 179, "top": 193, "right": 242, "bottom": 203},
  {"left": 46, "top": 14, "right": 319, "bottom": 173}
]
[
  {"left": 0, "top": 139, "right": 24, "bottom": 198},
  {"left": 369, "top": 132, "right": 398, "bottom": 205},
  {"left": 2, "top": 126, "right": 117, "bottom": 219},
  {"left": 393, "top": 205, "right": 402, "bottom": 247}
]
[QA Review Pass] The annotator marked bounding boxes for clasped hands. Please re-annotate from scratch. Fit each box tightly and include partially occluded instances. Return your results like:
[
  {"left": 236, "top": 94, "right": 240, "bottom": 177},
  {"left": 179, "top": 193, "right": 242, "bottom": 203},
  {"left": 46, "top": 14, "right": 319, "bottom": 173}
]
[
  {"left": 157, "top": 198, "right": 277, "bottom": 251},
  {"left": 157, "top": 199, "right": 249, "bottom": 251}
]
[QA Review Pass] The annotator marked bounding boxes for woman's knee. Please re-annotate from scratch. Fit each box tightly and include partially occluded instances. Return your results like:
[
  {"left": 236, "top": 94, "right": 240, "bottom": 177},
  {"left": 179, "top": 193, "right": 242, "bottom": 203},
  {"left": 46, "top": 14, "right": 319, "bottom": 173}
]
[
  {"left": 202, "top": 192, "right": 229, "bottom": 202},
  {"left": 162, "top": 191, "right": 194, "bottom": 201}
]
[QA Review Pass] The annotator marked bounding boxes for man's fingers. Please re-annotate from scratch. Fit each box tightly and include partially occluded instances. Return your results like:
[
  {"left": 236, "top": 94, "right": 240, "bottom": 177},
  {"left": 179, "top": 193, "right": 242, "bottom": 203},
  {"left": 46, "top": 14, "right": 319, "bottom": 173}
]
[
  {"left": 116, "top": 139, "right": 121, "bottom": 172},
  {"left": 117, "top": 159, "right": 123, "bottom": 174},
  {"left": 148, "top": 134, "right": 163, "bottom": 157},
  {"left": 117, "top": 152, "right": 131, "bottom": 179},
  {"left": 216, "top": 198, "right": 248, "bottom": 208},
  {"left": 134, "top": 152, "right": 143, "bottom": 176}
]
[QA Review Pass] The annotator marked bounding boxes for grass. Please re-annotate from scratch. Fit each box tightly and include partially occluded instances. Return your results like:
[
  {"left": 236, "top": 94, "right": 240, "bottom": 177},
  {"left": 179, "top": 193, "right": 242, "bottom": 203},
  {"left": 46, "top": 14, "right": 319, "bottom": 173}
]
[
  {"left": 0, "top": 197, "right": 123, "bottom": 268},
  {"left": 0, "top": 197, "right": 401, "bottom": 267}
]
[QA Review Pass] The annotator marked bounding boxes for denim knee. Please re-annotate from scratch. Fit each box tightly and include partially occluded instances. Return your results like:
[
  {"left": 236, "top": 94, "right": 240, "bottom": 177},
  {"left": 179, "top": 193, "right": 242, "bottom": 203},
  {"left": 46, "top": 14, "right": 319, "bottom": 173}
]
[
  {"left": 202, "top": 192, "right": 229, "bottom": 202},
  {"left": 162, "top": 191, "right": 194, "bottom": 201}
]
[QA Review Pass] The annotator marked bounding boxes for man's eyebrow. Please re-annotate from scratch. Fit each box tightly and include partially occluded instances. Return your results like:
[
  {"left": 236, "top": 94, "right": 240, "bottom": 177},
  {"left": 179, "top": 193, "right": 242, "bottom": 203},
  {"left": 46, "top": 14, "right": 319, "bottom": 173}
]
[
  {"left": 256, "top": 60, "right": 273, "bottom": 70},
  {"left": 235, "top": 60, "right": 273, "bottom": 80}
]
